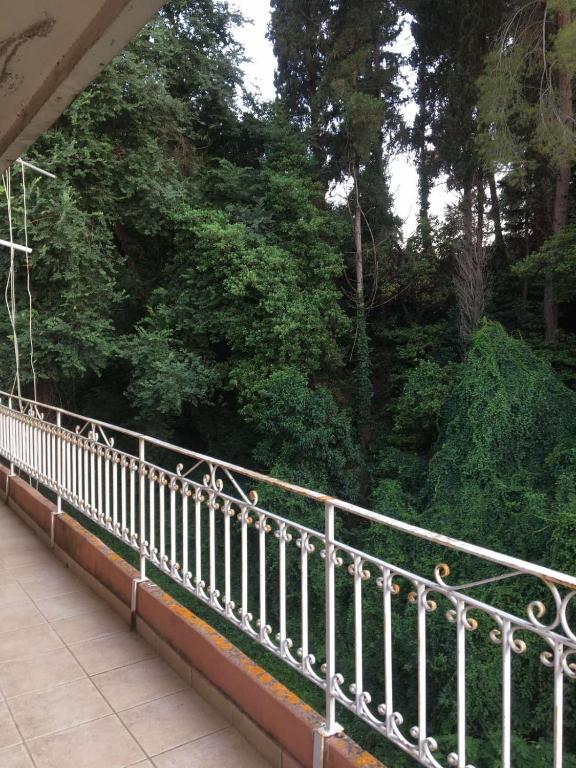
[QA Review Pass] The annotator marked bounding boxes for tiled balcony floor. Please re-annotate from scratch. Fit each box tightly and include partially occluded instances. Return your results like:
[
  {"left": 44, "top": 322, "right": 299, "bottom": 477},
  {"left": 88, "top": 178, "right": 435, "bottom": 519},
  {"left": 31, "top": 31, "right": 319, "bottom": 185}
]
[{"left": 0, "top": 501, "right": 271, "bottom": 768}]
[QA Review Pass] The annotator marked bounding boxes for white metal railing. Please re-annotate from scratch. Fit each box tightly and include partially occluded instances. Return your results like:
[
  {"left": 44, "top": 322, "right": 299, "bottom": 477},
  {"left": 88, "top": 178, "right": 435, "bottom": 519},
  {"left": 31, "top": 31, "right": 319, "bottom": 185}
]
[{"left": 0, "top": 391, "right": 575, "bottom": 767}]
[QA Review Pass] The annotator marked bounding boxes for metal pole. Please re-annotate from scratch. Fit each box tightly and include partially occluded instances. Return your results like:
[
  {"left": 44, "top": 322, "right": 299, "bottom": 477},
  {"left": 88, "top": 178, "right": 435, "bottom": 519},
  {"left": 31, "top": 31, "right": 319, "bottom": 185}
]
[
  {"left": 16, "top": 157, "right": 56, "bottom": 179},
  {"left": 139, "top": 437, "right": 146, "bottom": 580},
  {"left": 323, "top": 501, "right": 341, "bottom": 736},
  {"left": 56, "top": 412, "right": 62, "bottom": 514},
  {"left": 0, "top": 238, "right": 32, "bottom": 254}
]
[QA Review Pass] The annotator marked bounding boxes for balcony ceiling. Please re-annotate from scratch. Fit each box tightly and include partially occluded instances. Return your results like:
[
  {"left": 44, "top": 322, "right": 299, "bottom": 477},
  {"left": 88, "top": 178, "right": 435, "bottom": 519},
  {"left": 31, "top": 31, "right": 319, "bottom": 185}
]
[{"left": 0, "top": 0, "right": 165, "bottom": 174}]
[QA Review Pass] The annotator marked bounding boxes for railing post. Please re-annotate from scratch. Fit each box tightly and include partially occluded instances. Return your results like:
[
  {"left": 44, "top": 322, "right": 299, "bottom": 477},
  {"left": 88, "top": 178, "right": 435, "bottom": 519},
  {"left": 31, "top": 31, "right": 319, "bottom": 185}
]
[
  {"left": 50, "top": 411, "right": 64, "bottom": 547},
  {"left": 56, "top": 412, "right": 62, "bottom": 515},
  {"left": 138, "top": 437, "right": 146, "bottom": 581},
  {"left": 322, "top": 501, "right": 342, "bottom": 735},
  {"left": 314, "top": 501, "right": 343, "bottom": 768}
]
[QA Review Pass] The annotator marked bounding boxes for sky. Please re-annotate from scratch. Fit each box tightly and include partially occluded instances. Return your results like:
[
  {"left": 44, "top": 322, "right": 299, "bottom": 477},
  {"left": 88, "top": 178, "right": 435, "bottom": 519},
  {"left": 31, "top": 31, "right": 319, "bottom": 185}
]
[{"left": 231, "top": 1, "right": 455, "bottom": 239}]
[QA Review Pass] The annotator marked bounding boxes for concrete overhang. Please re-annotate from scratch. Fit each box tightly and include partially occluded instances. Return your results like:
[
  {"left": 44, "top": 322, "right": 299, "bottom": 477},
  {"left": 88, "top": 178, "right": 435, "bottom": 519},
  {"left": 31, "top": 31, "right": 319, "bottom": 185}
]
[{"left": 0, "top": 0, "right": 165, "bottom": 174}]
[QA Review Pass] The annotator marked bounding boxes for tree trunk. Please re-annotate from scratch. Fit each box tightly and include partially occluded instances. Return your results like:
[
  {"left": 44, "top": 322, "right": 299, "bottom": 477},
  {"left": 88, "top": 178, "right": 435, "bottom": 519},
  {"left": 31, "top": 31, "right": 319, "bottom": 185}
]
[
  {"left": 354, "top": 201, "right": 364, "bottom": 307},
  {"left": 353, "top": 174, "right": 372, "bottom": 446},
  {"left": 488, "top": 173, "right": 506, "bottom": 264},
  {"left": 455, "top": 177, "right": 487, "bottom": 352},
  {"left": 545, "top": 3, "right": 573, "bottom": 343}
]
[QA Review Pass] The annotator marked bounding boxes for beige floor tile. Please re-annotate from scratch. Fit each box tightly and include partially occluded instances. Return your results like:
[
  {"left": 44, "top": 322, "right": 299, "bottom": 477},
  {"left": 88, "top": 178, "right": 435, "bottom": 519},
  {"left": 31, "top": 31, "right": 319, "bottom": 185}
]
[
  {"left": 0, "top": 744, "right": 34, "bottom": 768},
  {"left": 27, "top": 714, "right": 145, "bottom": 768},
  {"left": 0, "top": 551, "right": 55, "bottom": 570},
  {"left": 50, "top": 607, "right": 129, "bottom": 645},
  {"left": 8, "top": 562, "right": 71, "bottom": 584},
  {"left": 0, "top": 582, "right": 28, "bottom": 607},
  {"left": 0, "top": 702, "right": 21, "bottom": 749},
  {"left": 0, "top": 572, "right": 16, "bottom": 587},
  {"left": 153, "top": 728, "right": 271, "bottom": 768},
  {"left": 8, "top": 678, "right": 111, "bottom": 739},
  {"left": 0, "top": 540, "right": 46, "bottom": 556},
  {"left": 20, "top": 571, "right": 84, "bottom": 600},
  {"left": 0, "top": 647, "right": 85, "bottom": 698},
  {"left": 70, "top": 631, "right": 156, "bottom": 675},
  {"left": 0, "top": 519, "right": 27, "bottom": 534},
  {"left": 35, "top": 589, "right": 103, "bottom": 622},
  {"left": 92, "top": 658, "right": 186, "bottom": 712},
  {"left": 0, "top": 600, "right": 46, "bottom": 636},
  {"left": 119, "top": 689, "right": 227, "bottom": 757},
  {"left": 0, "top": 624, "right": 64, "bottom": 662},
  {"left": 0, "top": 537, "right": 40, "bottom": 553}
]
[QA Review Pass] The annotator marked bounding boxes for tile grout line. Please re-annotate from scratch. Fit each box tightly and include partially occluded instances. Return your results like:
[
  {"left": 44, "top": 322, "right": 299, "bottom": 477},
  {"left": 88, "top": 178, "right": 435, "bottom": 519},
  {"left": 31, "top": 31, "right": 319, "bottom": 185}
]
[
  {"left": 23, "top": 711, "right": 119, "bottom": 745},
  {"left": 147, "top": 724, "right": 234, "bottom": 761},
  {"left": 66, "top": 637, "right": 157, "bottom": 677},
  {"left": 4, "top": 673, "right": 92, "bottom": 706},
  {"left": 0, "top": 692, "right": 41, "bottom": 768}
]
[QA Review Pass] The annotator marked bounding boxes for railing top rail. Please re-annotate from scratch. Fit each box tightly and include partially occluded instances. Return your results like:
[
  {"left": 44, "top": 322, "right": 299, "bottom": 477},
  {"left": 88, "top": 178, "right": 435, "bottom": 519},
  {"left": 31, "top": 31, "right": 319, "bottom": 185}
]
[{"left": 3, "top": 389, "right": 576, "bottom": 591}]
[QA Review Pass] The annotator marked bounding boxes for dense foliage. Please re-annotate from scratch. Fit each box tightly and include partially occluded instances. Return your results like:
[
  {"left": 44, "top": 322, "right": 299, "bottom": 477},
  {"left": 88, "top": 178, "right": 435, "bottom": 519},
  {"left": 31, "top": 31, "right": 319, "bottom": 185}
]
[{"left": 1, "top": 1, "right": 576, "bottom": 765}]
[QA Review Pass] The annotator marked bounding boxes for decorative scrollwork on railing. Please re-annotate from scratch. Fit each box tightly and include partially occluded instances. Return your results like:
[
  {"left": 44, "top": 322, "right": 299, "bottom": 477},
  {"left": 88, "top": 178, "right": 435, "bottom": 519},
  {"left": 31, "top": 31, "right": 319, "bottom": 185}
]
[
  {"left": 526, "top": 580, "right": 576, "bottom": 646},
  {"left": 347, "top": 555, "right": 371, "bottom": 581},
  {"left": 176, "top": 459, "right": 259, "bottom": 510},
  {"left": 447, "top": 753, "right": 476, "bottom": 768}
]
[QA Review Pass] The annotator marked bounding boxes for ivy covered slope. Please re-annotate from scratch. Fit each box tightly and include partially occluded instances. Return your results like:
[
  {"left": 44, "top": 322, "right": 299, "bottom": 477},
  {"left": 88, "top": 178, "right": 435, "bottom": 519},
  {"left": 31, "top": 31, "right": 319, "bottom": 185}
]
[{"left": 429, "top": 322, "right": 576, "bottom": 562}]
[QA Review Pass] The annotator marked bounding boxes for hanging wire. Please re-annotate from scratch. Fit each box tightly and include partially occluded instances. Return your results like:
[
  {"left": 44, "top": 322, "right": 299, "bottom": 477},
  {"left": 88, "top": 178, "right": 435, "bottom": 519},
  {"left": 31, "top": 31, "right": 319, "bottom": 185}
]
[
  {"left": 2, "top": 168, "right": 22, "bottom": 404},
  {"left": 20, "top": 163, "right": 37, "bottom": 403}
]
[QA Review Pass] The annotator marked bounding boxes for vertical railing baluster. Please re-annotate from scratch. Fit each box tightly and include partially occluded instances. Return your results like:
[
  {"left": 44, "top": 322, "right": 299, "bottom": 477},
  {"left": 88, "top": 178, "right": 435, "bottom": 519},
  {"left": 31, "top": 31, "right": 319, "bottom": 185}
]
[
  {"left": 416, "top": 582, "right": 427, "bottom": 761},
  {"left": 24, "top": 413, "right": 28, "bottom": 472},
  {"left": 240, "top": 505, "right": 248, "bottom": 626},
  {"left": 97, "top": 439, "right": 103, "bottom": 521},
  {"left": 279, "top": 523, "right": 287, "bottom": 657},
  {"left": 112, "top": 452, "right": 118, "bottom": 533},
  {"left": 324, "top": 501, "right": 338, "bottom": 734},
  {"left": 138, "top": 437, "right": 146, "bottom": 579},
  {"left": 8, "top": 398, "right": 13, "bottom": 473},
  {"left": 42, "top": 421, "right": 47, "bottom": 481},
  {"left": 554, "top": 641, "right": 564, "bottom": 768},
  {"left": 353, "top": 554, "right": 363, "bottom": 715},
  {"left": 456, "top": 599, "right": 467, "bottom": 768},
  {"left": 50, "top": 419, "right": 55, "bottom": 488},
  {"left": 120, "top": 457, "right": 127, "bottom": 538},
  {"left": 501, "top": 619, "right": 512, "bottom": 768},
  {"left": 71, "top": 432, "right": 77, "bottom": 501},
  {"left": 170, "top": 479, "right": 176, "bottom": 575},
  {"left": 383, "top": 565, "right": 394, "bottom": 737},
  {"left": 210, "top": 490, "right": 216, "bottom": 606},
  {"left": 224, "top": 500, "right": 231, "bottom": 615},
  {"left": 159, "top": 478, "right": 165, "bottom": 569},
  {"left": 148, "top": 472, "right": 155, "bottom": 560},
  {"left": 129, "top": 458, "right": 136, "bottom": 542},
  {"left": 300, "top": 531, "right": 309, "bottom": 674},
  {"left": 56, "top": 412, "right": 62, "bottom": 512},
  {"left": 104, "top": 447, "right": 110, "bottom": 527},
  {"left": 258, "top": 512, "right": 267, "bottom": 643},
  {"left": 77, "top": 436, "right": 83, "bottom": 508},
  {"left": 90, "top": 432, "right": 96, "bottom": 517},
  {"left": 182, "top": 485, "right": 189, "bottom": 585},
  {"left": 195, "top": 488, "right": 202, "bottom": 594},
  {"left": 66, "top": 427, "right": 71, "bottom": 499}
]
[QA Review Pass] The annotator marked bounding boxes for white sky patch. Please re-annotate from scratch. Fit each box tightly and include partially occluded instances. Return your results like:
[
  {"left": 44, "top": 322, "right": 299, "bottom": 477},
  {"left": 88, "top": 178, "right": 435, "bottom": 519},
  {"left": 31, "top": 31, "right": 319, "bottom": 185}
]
[
  {"left": 231, "top": 1, "right": 277, "bottom": 101},
  {"left": 231, "top": 1, "right": 455, "bottom": 239}
]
